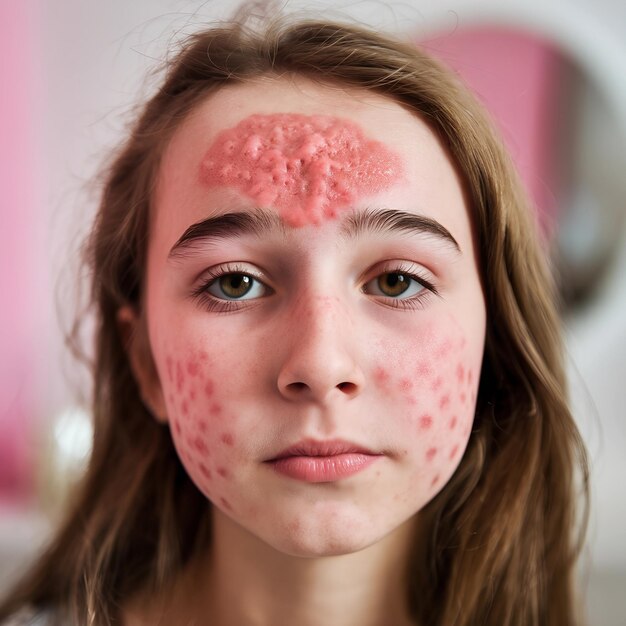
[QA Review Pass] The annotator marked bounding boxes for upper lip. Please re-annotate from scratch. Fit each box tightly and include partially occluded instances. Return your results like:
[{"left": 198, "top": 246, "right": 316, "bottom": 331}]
[{"left": 267, "top": 438, "right": 378, "bottom": 461}]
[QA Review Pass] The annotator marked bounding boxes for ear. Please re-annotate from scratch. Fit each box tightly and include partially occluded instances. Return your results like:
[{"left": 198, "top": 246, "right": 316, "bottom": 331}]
[{"left": 117, "top": 305, "right": 168, "bottom": 423}]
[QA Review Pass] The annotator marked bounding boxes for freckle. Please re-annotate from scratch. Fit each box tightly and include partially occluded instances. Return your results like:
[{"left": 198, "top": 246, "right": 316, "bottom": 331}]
[
  {"left": 439, "top": 394, "right": 450, "bottom": 409},
  {"left": 431, "top": 376, "right": 443, "bottom": 391},
  {"left": 204, "top": 380, "right": 214, "bottom": 397},
  {"left": 198, "top": 420, "right": 208, "bottom": 434},
  {"left": 460, "top": 392, "right": 467, "bottom": 404},
  {"left": 399, "top": 377, "right": 413, "bottom": 392},
  {"left": 220, "top": 497, "right": 233, "bottom": 511},
  {"left": 199, "top": 463, "right": 212, "bottom": 480},
  {"left": 221, "top": 433, "right": 234, "bottom": 446},
  {"left": 431, "top": 474, "right": 440, "bottom": 487},
  {"left": 192, "top": 436, "right": 209, "bottom": 455},
  {"left": 456, "top": 363, "right": 465, "bottom": 383},
  {"left": 217, "top": 467, "right": 230, "bottom": 479},
  {"left": 449, "top": 416, "right": 457, "bottom": 430},
  {"left": 211, "top": 403, "right": 222, "bottom": 416},
  {"left": 426, "top": 447, "right": 438, "bottom": 461},
  {"left": 187, "top": 360, "right": 200, "bottom": 377},
  {"left": 418, "top": 414, "right": 433, "bottom": 430},
  {"left": 450, "top": 444, "right": 459, "bottom": 459}
]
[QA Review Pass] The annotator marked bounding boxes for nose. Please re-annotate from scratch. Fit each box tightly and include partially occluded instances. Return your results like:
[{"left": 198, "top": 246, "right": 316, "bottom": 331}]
[{"left": 276, "top": 294, "right": 365, "bottom": 404}]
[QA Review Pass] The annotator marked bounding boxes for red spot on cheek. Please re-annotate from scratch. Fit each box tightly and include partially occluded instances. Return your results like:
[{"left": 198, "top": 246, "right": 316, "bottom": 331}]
[
  {"left": 198, "top": 420, "right": 209, "bottom": 434},
  {"left": 181, "top": 400, "right": 189, "bottom": 416},
  {"left": 450, "top": 444, "right": 459, "bottom": 460},
  {"left": 418, "top": 415, "right": 433, "bottom": 430},
  {"left": 431, "top": 376, "right": 443, "bottom": 391},
  {"left": 449, "top": 416, "right": 458, "bottom": 430},
  {"left": 199, "top": 463, "right": 212, "bottom": 480},
  {"left": 220, "top": 497, "right": 233, "bottom": 511},
  {"left": 173, "top": 420, "right": 182, "bottom": 435},
  {"left": 456, "top": 363, "right": 465, "bottom": 383},
  {"left": 217, "top": 467, "right": 230, "bottom": 479},
  {"left": 166, "top": 356, "right": 174, "bottom": 382},
  {"left": 199, "top": 351, "right": 209, "bottom": 362},
  {"left": 192, "top": 436, "right": 209, "bottom": 455},
  {"left": 176, "top": 361, "right": 184, "bottom": 392},
  {"left": 416, "top": 361, "right": 432, "bottom": 378},
  {"left": 204, "top": 380, "right": 214, "bottom": 397},
  {"left": 189, "top": 388, "right": 196, "bottom": 401},
  {"left": 426, "top": 447, "right": 438, "bottom": 461},
  {"left": 210, "top": 403, "right": 222, "bottom": 416},
  {"left": 221, "top": 433, "right": 235, "bottom": 446},
  {"left": 460, "top": 392, "right": 467, "bottom": 404},
  {"left": 399, "top": 377, "right": 413, "bottom": 392},
  {"left": 431, "top": 474, "right": 440, "bottom": 487},
  {"left": 187, "top": 360, "right": 200, "bottom": 377},
  {"left": 374, "top": 366, "right": 389, "bottom": 386},
  {"left": 439, "top": 394, "right": 450, "bottom": 409}
]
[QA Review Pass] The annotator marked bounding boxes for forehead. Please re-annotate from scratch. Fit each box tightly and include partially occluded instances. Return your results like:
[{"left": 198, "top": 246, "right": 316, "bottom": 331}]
[{"left": 153, "top": 76, "right": 469, "bottom": 247}]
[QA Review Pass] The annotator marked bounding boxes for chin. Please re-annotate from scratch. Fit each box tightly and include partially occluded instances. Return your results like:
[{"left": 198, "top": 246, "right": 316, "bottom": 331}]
[{"left": 258, "top": 515, "right": 388, "bottom": 559}]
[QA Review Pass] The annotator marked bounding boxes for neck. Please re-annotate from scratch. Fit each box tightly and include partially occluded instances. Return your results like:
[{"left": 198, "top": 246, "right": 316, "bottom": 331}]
[
  {"left": 205, "top": 510, "right": 417, "bottom": 626},
  {"left": 126, "top": 509, "right": 418, "bottom": 626}
]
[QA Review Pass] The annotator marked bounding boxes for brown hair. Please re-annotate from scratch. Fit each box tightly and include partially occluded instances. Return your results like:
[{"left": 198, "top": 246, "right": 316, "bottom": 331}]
[{"left": 0, "top": 12, "right": 588, "bottom": 626}]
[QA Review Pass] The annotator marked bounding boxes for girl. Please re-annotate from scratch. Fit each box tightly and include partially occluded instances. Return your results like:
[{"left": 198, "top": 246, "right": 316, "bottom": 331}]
[{"left": 0, "top": 10, "right": 588, "bottom": 626}]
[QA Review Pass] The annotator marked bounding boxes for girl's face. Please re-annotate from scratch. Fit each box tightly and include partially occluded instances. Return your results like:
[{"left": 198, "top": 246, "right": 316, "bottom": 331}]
[{"left": 141, "top": 77, "right": 486, "bottom": 556}]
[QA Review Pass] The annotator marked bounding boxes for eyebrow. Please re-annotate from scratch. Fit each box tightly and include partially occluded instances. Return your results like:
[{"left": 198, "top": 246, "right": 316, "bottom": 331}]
[{"left": 168, "top": 207, "right": 460, "bottom": 259}]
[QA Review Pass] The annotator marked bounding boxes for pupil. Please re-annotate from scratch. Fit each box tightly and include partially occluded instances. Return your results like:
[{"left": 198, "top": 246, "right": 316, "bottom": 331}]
[
  {"left": 221, "top": 274, "right": 251, "bottom": 297},
  {"left": 379, "top": 273, "right": 409, "bottom": 296}
]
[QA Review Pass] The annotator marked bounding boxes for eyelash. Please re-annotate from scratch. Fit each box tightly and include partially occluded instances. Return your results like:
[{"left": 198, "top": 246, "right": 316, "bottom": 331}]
[{"left": 190, "top": 262, "right": 438, "bottom": 313}]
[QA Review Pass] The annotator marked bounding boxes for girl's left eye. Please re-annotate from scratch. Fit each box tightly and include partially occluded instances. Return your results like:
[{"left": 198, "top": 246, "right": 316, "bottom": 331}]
[
  {"left": 362, "top": 271, "right": 429, "bottom": 299},
  {"left": 205, "top": 272, "right": 267, "bottom": 300}
]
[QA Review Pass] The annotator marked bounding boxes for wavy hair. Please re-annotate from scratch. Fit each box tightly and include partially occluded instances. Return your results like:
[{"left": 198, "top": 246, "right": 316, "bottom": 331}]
[{"left": 0, "top": 12, "right": 588, "bottom": 626}]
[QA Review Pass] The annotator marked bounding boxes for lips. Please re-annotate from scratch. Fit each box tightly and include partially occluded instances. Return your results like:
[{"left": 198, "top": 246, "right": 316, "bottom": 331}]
[{"left": 265, "top": 438, "right": 382, "bottom": 483}]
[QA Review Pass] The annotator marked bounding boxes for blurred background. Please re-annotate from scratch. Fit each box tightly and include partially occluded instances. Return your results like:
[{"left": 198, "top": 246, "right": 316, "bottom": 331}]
[{"left": 1, "top": 1, "right": 625, "bottom": 623}]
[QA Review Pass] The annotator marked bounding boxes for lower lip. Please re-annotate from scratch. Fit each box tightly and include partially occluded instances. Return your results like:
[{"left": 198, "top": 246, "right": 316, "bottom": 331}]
[{"left": 267, "top": 453, "right": 379, "bottom": 483}]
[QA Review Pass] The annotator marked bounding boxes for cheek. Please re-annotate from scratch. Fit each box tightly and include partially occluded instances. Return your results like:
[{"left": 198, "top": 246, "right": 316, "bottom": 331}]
[
  {"left": 374, "top": 321, "right": 480, "bottom": 490},
  {"left": 162, "top": 350, "right": 240, "bottom": 513}
]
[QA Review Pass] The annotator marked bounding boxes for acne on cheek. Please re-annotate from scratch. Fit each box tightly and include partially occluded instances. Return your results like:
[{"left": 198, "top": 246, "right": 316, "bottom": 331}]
[
  {"left": 163, "top": 352, "right": 240, "bottom": 512},
  {"left": 374, "top": 328, "right": 479, "bottom": 489},
  {"left": 198, "top": 113, "right": 402, "bottom": 227}
]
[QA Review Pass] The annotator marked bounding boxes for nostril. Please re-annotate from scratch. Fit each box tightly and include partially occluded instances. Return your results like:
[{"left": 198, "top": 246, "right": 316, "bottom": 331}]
[
  {"left": 337, "top": 382, "right": 357, "bottom": 393},
  {"left": 287, "top": 382, "right": 308, "bottom": 392}
]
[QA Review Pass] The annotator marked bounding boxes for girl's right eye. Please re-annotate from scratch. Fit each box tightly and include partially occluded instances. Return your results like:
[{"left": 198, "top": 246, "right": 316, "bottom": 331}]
[{"left": 205, "top": 272, "right": 267, "bottom": 301}]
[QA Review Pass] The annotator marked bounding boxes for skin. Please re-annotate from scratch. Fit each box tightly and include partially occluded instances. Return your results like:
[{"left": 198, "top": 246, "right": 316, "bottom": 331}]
[{"left": 121, "top": 76, "right": 486, "bottom": 626}]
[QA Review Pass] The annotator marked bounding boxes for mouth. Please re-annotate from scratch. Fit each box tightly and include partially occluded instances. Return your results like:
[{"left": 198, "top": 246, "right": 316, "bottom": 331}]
[{"left": 265, "top": 438, "right": 383, "bottom": 483}]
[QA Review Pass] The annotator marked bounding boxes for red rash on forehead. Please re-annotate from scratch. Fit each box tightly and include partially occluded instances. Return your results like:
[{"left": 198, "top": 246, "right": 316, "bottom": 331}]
[{"left": 198, "top": 113, "right": 403, "bottom": 227}]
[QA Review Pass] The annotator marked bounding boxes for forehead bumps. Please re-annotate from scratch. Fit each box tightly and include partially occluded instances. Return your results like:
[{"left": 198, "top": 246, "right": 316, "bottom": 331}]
[{"left": 198, "top": 113, "right": 403, "bottom": 227}]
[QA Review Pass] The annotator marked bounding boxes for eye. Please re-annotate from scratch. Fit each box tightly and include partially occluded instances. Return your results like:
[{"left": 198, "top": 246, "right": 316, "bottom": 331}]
[
  {"left": 363, "top": 271, "right": 429, "bottom": 299},
  {"left": 206, "top": 272, "right": 267, "bottom": 300}
]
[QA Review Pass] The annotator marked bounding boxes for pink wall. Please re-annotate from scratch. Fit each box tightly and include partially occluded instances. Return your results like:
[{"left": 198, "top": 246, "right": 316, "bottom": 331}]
[
  {"left": 0, "top": 2, "right": 41, "bottom": 502},
  {"left": 421, "top": 27, "right": 564, "bottom": 234}
]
